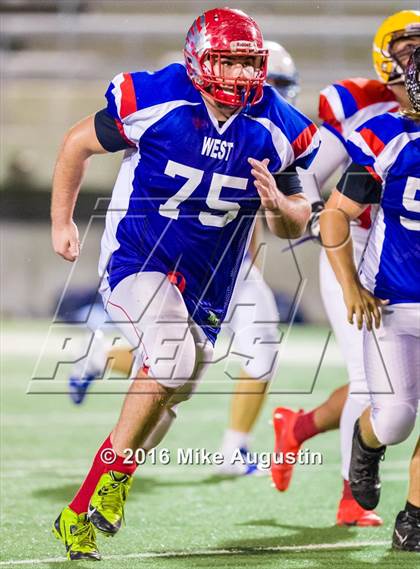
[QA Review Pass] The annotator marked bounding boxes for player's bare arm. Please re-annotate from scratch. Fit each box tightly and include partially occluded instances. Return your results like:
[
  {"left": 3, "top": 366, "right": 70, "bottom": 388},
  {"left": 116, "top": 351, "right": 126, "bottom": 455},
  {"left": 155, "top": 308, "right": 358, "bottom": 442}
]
[
  {"left": 51, "top": 115, "right": 108, "bottom": 262},
  {"left": 248, "top": 157, "right": 311, "bottom": 239},
  {"left": 320, "top": 189, "right": 388, "bottom": 330}
]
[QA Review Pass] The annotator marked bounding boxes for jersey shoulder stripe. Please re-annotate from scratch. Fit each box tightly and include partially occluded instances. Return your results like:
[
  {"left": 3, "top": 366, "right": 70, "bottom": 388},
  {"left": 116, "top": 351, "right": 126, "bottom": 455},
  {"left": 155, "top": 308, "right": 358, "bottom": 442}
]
[
  {"left": 319, "top": 77, "right": 398, "bottom": 138},
  {"left": 105, "top": 63, "right": 199, "bottom": 123},
  {"left": 359, "top": 127, "right": 386, "bottom": 157},
  {"left": 333, "top": 83, "right": 358, "bottom": 118},
  {"left": 339, "top": 78, "right": 396, "bottom": 110},
  {"left": 291, "top": 122, "right": 318, "bottom": 159},
  {"left": 119, "top": 73, "right": 137, "bottom": 119},
  {"left": 347, "top": 113, "right": 420, "bottom": 180},
  {"left": 355, "top": 112, "right": 416, "bottom": 151}
]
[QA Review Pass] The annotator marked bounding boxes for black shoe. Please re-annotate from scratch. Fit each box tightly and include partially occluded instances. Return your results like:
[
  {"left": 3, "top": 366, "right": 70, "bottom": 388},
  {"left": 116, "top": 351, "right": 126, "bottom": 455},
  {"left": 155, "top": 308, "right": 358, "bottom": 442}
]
[
  {"left": 392, "top": 510, "right": 420, "bottom": 552},
  {"left": 349, "top": 419, "right": 386, "bottom": 510}
]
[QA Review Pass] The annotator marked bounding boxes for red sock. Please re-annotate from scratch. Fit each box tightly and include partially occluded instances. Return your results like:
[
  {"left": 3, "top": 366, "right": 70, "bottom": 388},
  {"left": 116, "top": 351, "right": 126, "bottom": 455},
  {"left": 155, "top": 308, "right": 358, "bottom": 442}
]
[
  {"left": 342, "top": 479, "right": 353, "bottom": 500},
  {"left": 69, "top": 435, "right": 138, "bottom": 514},
  {"left": 293, "top": 410, "right": 321, "bottom": 445}
]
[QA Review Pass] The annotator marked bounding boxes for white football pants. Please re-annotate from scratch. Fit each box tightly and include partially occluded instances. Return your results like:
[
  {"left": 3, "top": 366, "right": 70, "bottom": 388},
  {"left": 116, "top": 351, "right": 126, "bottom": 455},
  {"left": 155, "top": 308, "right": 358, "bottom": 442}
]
[
  {"left": 364, "top": 303, "right": 419, "bottom": 446},
  {"left": 101, "top": 272, "right": 214, "bottom": 449}
]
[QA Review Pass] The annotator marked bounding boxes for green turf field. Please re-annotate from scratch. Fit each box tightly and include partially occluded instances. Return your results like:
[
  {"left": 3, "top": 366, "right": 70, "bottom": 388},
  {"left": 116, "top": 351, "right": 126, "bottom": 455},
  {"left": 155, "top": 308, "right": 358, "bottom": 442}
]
[{"left": 1, "top": 321, "right": 418, "bottom": 568}]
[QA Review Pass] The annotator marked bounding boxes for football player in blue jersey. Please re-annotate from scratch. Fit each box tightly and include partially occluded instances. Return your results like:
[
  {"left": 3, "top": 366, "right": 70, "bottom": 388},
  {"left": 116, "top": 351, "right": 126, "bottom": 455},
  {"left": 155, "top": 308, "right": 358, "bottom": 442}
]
[
  {"left": 271, "top": 9, "right": 420, "bottom": 528},
  {"left": 320, "top": 47, "right": 420, "bottom": 552},
  {"left": 65, "top": 40, "right": 300, "bottom": 480},
  {"left": 50, "top": 8, "right": 318, "bottom": 560}
]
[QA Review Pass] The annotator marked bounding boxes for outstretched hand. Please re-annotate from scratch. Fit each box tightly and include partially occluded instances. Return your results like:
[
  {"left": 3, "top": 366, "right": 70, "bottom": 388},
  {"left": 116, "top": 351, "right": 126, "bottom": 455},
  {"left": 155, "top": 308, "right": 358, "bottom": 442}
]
[{"left": 248, "top": 157, "right": 283, "bottom": 210}]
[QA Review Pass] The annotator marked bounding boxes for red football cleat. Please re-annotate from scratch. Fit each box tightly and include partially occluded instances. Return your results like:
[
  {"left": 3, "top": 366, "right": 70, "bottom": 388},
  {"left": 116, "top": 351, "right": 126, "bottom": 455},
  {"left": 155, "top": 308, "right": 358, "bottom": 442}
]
[
  {"left": 271, "top": 407, "right": 303, "bottom": 491},
  {"left": 336, "top": 497, "right": 383, "bottom": 526}
]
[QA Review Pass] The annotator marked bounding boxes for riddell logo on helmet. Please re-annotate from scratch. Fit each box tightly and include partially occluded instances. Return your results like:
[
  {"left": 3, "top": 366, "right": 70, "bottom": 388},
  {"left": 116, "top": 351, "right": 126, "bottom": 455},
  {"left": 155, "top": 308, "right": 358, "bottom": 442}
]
[{"left": 230, "top": 40, "right": 259, "bottom": 53}]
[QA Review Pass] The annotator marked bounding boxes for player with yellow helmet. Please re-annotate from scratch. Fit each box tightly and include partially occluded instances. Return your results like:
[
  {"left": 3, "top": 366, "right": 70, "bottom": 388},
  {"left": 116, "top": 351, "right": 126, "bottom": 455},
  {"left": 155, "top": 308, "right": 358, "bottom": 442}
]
[
  {"left": 271, "top": 10, "right": 420, "bottom": 547},
  {"left": 373, "top": 10, "right": 420, "bottom": 84}
]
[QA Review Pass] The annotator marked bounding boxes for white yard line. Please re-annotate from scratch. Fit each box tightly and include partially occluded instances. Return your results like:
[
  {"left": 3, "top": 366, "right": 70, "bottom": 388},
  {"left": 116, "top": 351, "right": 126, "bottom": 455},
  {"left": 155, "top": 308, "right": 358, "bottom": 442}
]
[{"left": 0, "top": 540, "right": 390, "bottom": 566}]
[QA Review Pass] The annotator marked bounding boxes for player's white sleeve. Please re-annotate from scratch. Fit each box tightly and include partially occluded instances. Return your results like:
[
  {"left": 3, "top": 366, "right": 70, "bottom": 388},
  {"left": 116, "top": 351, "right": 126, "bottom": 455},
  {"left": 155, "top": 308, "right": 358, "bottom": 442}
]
[{"left": 297, "top": 125, "right": 349, "bottom": 203}]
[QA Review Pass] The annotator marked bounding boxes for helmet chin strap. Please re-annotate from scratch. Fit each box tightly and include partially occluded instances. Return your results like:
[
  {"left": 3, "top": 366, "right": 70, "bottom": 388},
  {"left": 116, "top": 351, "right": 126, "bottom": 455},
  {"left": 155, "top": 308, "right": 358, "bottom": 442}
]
[{"left": 387, "top": 76, "right": 405, "bottom": 85}]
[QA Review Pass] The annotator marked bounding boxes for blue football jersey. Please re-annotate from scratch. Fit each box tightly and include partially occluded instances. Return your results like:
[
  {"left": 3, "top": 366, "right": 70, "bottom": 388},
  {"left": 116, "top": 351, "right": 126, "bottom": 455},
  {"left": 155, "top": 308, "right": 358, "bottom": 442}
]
[
  {"left": 98, "top": 63, "right": 319, "bottom": 343},
  {"left": 346, "top": 112, "right": 420, "bottom": 304}
]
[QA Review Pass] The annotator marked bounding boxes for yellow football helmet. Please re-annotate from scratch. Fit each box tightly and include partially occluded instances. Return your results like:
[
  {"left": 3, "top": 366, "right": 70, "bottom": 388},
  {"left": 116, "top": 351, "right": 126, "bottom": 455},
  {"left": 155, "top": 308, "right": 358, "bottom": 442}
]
[{"left": 373, "top": 10, "right": 420, "bottom": 84}]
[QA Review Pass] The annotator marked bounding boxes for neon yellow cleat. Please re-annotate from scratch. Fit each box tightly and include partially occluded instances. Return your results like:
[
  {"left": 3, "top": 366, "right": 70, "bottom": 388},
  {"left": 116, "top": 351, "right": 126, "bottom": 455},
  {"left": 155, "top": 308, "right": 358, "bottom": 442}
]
[
  {"left": 52, "top": 506, "right": 101, "bottom": 561},
  {"left": 88, "top": 471, "right": 133, "bottom": 536}
]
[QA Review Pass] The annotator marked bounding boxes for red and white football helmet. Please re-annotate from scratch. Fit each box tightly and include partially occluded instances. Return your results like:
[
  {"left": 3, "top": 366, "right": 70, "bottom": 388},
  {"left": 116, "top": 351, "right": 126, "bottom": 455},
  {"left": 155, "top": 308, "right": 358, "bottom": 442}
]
[{"left": 184, "top": 7, "right": 268, "bottom": 107}]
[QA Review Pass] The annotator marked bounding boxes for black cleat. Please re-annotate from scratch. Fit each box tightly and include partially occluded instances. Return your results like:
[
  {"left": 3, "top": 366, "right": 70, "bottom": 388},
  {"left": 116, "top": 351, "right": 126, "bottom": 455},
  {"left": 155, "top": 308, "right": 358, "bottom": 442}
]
[
  {"left": 392, "top": 510, "right": 420, "bottom": 552},
  {"left": 349, "top": 419, "right": 386, "bottom": 510}
]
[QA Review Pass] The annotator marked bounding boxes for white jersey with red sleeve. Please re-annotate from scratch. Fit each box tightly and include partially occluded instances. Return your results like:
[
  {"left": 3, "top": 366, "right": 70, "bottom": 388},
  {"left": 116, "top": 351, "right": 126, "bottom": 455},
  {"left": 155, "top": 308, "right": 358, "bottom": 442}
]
[
  {"left": 301, "top": 79, "right": 398, "bottom": 209},
  {"left": 319, "top": 77, "right": 399, "bottom": 141},
  {"left": 318, "top": 78, "right": 399, "bottom": 230}
]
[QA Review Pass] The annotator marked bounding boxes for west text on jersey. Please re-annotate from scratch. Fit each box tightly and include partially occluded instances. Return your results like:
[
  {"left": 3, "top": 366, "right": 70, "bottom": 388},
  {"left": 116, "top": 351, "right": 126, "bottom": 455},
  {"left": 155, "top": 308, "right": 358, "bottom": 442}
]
[{"left": 201, "top": 137, "right": 234, "bottom": 161}]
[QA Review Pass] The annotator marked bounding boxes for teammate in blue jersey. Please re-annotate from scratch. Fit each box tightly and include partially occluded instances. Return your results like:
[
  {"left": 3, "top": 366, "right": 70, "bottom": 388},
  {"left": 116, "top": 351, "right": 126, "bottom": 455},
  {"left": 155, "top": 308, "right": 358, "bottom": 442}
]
[
  {"left": 320, "top": 47, "right": 420, "bottom": 552},
  {"left": 50, "top": 8, "right": 318, "bottom": 560},
  {"left": 271, "top": 9, "right": 420, "bottom": 528}
]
